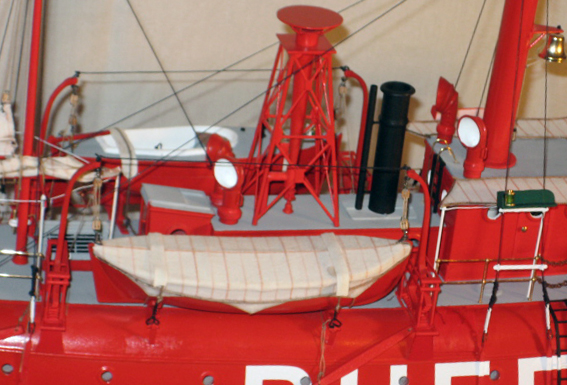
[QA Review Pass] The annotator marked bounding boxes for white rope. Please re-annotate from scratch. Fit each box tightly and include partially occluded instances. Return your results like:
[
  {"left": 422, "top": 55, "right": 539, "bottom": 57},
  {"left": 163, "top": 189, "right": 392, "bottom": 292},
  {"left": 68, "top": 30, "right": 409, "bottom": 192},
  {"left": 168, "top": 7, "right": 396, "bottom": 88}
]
[{"left": 318, "top": 318, "right": 331, "bottom": 384}]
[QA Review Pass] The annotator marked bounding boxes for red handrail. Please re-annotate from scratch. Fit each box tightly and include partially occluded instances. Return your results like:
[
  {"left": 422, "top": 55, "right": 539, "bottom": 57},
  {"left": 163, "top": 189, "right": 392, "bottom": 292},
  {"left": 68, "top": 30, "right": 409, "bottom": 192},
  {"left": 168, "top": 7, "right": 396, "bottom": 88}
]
[
  {"left": 38, "top": 75, "right": 79, "bottom": 156},
  {"left": 406, "top": 168, "right": 431, "bottom": 274}
]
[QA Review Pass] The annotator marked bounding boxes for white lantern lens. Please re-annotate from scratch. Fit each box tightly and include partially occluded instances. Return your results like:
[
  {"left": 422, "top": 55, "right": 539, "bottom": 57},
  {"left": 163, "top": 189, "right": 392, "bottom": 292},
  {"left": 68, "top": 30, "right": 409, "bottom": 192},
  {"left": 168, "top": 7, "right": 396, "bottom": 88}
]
[
  {"left": 214, "top": 158, "right": 238, "bottom": 189},
  {"left": 458, "top": 116, "right": 481, "bottom": 148}
]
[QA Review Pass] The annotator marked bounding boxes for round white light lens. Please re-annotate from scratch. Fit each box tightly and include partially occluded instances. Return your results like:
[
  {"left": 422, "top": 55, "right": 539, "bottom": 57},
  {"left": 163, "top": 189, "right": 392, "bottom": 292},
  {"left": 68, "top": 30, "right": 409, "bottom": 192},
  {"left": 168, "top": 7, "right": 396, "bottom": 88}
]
[
  {"left": 214, "top": 158, "right": 238, "bottom": 189},
  {"left": 458, "top": 116, "right": 481, "bottom": 148}
]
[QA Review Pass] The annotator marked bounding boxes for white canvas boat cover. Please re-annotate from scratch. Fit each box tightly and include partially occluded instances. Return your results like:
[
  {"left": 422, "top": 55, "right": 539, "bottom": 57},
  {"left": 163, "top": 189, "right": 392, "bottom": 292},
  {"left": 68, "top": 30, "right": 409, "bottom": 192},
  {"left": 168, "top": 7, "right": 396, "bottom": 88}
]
[
  {"left": 93, "top": 233, "right": 412, "bottom": 313},
  {"left": 441, "top": 177, "right": 567, "bottom": 207},
  {"left": 0, "top": 155, "right": 118, "bottom": 181}
]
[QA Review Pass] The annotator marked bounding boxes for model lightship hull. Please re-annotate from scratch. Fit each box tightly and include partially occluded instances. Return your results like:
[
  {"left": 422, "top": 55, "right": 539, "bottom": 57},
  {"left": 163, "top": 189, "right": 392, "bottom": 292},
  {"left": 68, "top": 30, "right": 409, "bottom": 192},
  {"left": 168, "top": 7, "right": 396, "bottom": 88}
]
[{"left": 0, "top": 0, "right": 564, "bottom": 384}]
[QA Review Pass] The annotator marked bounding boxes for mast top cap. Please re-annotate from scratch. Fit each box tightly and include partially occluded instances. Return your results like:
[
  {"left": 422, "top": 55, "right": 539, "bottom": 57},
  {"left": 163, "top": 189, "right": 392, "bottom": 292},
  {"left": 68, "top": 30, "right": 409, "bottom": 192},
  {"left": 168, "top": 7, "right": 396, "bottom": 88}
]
[{"left": 277, "top": 6, "right": 342, "bottom": 35}]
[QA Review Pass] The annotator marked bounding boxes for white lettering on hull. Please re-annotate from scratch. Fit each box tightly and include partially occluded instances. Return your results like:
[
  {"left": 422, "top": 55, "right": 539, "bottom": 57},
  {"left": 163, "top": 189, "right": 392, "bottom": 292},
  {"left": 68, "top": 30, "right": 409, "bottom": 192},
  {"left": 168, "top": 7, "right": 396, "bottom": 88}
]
[
  {"left": 435, "top": 361, "right": 490, "bottom": 385},
  {"left": 518, "top": 356, "right": 567, "bottom": 385},
  {"left": 245, "top": 356, "right": 566, "bottom": 385},
  {"left": 340, "top": 370, "right": 358, "bottom": 385},
  {"left": 390, "top": 365, "right": 407, "bottom": 385},
  {"left": 245, "top": 365, "right": 310, "bottom": 385}
]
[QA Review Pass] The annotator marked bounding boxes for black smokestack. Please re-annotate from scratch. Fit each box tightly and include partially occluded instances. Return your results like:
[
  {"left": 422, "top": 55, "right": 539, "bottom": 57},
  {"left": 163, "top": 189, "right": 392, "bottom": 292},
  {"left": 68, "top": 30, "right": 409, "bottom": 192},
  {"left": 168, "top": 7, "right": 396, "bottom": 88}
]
[{"left": 368, "top": 81, "right": 415, "bottom": 214}]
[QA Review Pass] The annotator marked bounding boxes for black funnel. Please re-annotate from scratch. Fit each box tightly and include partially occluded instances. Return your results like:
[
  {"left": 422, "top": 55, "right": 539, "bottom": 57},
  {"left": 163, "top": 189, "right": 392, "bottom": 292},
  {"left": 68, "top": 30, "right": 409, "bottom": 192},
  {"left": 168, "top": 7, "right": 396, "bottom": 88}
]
[{"left": 368, "top": 81, "right": 415, "bottom": 214}]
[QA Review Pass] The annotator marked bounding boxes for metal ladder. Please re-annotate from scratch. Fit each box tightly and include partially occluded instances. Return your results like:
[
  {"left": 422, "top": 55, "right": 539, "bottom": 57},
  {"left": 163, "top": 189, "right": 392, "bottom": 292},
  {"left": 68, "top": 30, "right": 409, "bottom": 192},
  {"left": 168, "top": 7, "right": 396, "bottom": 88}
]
[{"left": 543, "top": 283, "right": 567, "bottom": 384}]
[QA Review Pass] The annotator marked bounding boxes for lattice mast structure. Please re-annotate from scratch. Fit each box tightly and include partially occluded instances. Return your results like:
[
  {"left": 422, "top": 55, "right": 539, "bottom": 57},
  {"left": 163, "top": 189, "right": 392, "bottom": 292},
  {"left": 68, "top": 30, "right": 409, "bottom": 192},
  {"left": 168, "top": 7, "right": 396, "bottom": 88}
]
[{"left": 246, "top": 6, "right": 343, "bottom": 226}]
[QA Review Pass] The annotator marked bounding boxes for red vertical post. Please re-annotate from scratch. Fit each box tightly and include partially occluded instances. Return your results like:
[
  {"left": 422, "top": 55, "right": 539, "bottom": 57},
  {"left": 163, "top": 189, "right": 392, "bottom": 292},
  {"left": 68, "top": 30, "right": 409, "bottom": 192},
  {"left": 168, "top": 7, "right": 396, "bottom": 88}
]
[
  {"left": 283, "top": 52, "right": 313, "bottom": 213},
  {"left": 15, "top": 0, "right": 44, "bottom": 259},
  {"left": 483, "top": 0, "right": 539, "bottom": 169}
]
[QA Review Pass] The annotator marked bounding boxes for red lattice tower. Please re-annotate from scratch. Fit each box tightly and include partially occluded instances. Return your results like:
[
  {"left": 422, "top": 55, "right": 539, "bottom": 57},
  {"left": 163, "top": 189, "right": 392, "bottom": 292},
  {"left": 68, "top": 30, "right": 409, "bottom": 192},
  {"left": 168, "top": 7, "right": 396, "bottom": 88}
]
[{"left": 246, "top": 6, "right": 343, "bottom": 226}]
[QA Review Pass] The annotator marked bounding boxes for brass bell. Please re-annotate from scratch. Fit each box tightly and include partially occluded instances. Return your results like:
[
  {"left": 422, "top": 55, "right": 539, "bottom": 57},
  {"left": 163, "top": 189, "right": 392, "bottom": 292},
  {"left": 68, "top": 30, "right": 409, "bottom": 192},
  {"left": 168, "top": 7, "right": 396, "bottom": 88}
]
[{"left": 539, "top": 33, "right": 566, "bottom": 63}]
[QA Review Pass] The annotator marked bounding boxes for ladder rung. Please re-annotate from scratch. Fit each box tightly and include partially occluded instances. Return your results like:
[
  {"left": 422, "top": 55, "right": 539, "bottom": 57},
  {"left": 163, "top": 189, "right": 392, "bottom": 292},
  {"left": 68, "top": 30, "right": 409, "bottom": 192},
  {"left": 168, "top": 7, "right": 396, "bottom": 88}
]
[{"left": 559, "top": 335, "right": 567, "bottom": 338}]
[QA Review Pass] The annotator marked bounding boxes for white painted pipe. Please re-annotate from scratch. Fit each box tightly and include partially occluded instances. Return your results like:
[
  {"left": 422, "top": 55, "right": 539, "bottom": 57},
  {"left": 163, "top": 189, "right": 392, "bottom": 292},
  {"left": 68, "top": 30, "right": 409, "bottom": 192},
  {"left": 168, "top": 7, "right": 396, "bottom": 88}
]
[{"left": 493, "top": 264, "right": 548, "bottom": 271}]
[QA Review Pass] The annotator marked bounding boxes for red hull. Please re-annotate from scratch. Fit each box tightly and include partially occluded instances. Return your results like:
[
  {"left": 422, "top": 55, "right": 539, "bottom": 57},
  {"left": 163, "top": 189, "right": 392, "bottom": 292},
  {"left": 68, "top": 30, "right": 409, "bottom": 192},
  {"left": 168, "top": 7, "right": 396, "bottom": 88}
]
[{"left": 0, "top": 300, "right": 557, "bottom": 385}]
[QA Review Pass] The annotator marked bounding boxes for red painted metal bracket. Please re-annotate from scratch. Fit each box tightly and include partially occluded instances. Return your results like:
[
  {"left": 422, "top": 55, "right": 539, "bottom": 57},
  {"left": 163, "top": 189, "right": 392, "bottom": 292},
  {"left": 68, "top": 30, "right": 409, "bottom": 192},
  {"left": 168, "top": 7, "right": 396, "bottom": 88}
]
[
  {"left": 41, "top": 162, "right": 101, "bottom": 330},
  {"left": 41, "top": 238, "right": 70, "bottom": 331},
  {"left": 397, "top": 169, "right": 442, "bottom": 333},
  {"left": 319, "top": 327, "right": 413, "bottom": 385}
]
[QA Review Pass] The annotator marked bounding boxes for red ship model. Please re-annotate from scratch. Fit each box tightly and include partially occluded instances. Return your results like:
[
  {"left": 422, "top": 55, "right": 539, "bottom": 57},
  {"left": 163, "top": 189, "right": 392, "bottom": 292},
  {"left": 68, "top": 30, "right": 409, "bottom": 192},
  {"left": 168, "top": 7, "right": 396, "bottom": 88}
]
[{"left": 0, "top": 0, "right": 565, "bottom": 384}]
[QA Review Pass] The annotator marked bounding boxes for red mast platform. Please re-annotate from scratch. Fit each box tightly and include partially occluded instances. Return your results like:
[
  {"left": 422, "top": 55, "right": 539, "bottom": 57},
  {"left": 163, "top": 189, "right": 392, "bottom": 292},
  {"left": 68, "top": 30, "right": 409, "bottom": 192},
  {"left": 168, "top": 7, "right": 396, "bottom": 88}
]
[{"left": 246, "top": 6, "right": 343, "bottom": 226}]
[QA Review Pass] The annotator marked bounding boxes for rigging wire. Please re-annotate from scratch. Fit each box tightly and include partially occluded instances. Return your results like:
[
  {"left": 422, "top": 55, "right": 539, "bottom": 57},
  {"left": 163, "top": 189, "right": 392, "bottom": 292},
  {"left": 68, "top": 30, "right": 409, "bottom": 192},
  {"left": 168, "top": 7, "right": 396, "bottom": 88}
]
[
  {"left": 79, "top": 69, "right": 275, "bottom": 75},
  {"left": 338, "top": 0, "right": 367, "bottom": 14},
  {"left": 90, "top": 41, "right": 278, "bottom": 133},
  {"left": 78, "top": 0, "right": 403, "bottom": 136},
  {"left": 542, "top": 0, "right": 549, "bottom": 189},
  {"left": 11, "top": 0, "right": 31, "bottom": 222},
  {"left": 6, "top": 0, "right": 22, "bottom": 94},
  {"left": 78, "top": 66, "right": 350, "bottom": 76},
  {"left": 475, "top": 49, "right": 496, "bottom": 117},
  {"left": 124, "top": 0, "right": 210, "bottom": 163},
  {"left": 113, "top": 0, "right": 408, "bottom": 185},
  {"left": 0, "top": 0, "right": 17, "bottom": 90},
  {"left": 543, "top": 77, "right": 548, "bottom": 184},
  {"left": 97, "top": 6, "right": 281, "bottom": 134},
  {"left": 95, "top": 154, "right": 407, "bottom": 172},
  {"left": 333, "top": 0, "right": 407, "bottom": 47},
  {"left": 17, "top": 0, "right": 413, "bottom": 247},
  {"left": 36, "top": 0, "right": 401, "bottom": 238},
  {"left": 51, "top": 0, "right": 409, "bottom": 198},
  {"left": 537, "top": 0, "right": 551, "bottom": 323},
  {"left": 485, "top": 0, "right": 527, "bottom": 343},
  {"left": 12, "top": 0, "right": 31, "bottom": 102},
  {"left": 503, "top": 0, "right": 526, "bottom": 193},
  {"left": 454, "top": 0, "right": 488, "bottom": 89}
]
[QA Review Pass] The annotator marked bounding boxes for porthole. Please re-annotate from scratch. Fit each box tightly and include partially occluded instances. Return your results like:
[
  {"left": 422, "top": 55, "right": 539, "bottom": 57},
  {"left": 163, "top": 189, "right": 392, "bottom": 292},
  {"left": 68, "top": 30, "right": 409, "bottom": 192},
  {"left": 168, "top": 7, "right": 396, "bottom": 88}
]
[
  {"left": 101, "top": 371, "right": 113, "bottom": 383},
  {"left": 490, "top": 370, "right": 500, "bottom": 380},
  {"left": 2, "top": 364, "right": 13, "bottom": 375}
]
